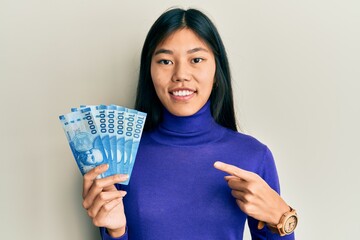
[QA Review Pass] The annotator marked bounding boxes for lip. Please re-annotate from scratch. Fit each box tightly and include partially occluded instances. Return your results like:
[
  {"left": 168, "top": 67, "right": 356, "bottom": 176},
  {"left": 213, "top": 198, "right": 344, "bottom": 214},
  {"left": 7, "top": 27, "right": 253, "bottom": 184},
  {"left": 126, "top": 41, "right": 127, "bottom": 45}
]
[{"left": 169, "top": 87, "right": 196, "bottom": 101}]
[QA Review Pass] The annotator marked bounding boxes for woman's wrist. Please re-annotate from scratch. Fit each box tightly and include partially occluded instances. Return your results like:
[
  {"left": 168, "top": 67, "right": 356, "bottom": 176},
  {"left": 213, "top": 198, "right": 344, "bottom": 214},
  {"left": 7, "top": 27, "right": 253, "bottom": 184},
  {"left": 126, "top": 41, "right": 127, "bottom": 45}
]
[
  {"left": 107, "top": 226, "right": 126, "bottom": 238},
  {"left": 269, "top": 203, "right": 291, "bottom": 225}
]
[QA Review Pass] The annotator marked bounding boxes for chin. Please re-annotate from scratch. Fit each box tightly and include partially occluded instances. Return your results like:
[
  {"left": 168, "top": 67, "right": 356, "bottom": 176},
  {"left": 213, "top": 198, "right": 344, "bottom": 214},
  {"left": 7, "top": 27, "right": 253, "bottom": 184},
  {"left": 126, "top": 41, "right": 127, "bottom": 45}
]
[{"left": 168, "top": 107, "right": 198, "bottom": 117}]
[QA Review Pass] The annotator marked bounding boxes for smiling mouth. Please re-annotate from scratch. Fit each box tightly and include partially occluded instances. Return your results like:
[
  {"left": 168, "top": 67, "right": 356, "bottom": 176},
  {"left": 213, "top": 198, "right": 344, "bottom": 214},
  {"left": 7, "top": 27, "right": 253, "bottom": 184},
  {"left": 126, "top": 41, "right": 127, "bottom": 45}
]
[{"left": 171, "top": 90, "right": 195, "bottom": 96}]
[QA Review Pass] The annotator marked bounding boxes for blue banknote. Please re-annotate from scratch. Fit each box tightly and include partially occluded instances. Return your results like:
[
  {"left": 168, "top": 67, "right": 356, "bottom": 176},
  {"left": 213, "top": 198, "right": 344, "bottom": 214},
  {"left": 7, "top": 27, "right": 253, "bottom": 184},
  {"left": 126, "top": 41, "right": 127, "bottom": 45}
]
[
  {"left": 122, "top": 111, "right": 147, "bottom": 185},
  {"left": 113, "top": 105, "right": 125, "bottom": 175},
  {"left": 60, "top": 104, "right": 146, "bottom": 184},
  {"left": 72, "top": 105, "right": 115, "bottom": 175},
  {"left": 95, "top": 105, "right": 113, "bottom": 166},
  {"left": 59, "top": 108, "right": 111, "bottom": 178},
  {"left": 123, "top": 109, "right": 137, "bottom": 175},
  {"left": 106, "top": 105, "right": 117, "bottom": 174}
]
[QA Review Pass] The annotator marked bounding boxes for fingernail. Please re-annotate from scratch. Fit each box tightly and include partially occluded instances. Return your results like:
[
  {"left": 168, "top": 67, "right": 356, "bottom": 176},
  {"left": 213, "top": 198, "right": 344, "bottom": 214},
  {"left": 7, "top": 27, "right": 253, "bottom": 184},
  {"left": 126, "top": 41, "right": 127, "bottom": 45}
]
[
  {"left": 121, "top": 191, "right": 127, "bottom": 197},
  {"left": 117, "top": 174, "right": 128, "bottom": 181}
]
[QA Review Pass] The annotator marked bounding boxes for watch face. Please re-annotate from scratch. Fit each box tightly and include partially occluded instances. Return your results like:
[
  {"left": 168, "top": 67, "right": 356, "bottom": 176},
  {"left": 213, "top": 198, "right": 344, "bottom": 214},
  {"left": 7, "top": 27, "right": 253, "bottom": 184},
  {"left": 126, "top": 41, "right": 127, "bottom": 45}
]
[{"left": 284, "top": 215, "right": 297, "bottom": 234}]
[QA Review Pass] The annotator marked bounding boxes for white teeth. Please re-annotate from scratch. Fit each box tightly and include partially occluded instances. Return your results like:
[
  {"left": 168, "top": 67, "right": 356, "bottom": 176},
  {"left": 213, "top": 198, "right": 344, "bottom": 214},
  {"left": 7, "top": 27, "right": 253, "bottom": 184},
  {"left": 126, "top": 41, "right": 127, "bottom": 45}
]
[{"left": 172, "top": 90, "right": 194, "bottom": 96}]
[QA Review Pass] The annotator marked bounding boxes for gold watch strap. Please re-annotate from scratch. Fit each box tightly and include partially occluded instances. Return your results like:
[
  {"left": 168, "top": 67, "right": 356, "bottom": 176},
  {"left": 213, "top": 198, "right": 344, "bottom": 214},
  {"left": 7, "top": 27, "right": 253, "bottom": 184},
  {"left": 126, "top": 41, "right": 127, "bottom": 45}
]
[
  {"left": 257, "top": 206, "right": 296, "bottom": 237},
  {"left": 258, "top": 221, "right": 286, "bottom": 236},
  {"left": 266, "top": 223, "right": 286, "bottom": 236}
]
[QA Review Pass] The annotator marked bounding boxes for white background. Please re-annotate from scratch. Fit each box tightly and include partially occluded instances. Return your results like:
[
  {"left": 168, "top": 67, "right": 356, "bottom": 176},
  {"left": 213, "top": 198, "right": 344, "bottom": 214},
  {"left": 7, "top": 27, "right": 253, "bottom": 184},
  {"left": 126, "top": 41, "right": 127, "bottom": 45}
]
[{"left": 1, "top": 1, "right": 359, "bottom": 239}]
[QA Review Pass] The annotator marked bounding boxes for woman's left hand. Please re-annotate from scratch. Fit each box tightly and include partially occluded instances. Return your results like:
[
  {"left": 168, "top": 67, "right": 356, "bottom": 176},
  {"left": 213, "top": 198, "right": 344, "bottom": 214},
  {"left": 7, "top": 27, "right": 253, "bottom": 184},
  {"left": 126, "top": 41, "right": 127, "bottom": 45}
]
[{"left": 214, "top": 161, "right": 289, "bottom": 225}]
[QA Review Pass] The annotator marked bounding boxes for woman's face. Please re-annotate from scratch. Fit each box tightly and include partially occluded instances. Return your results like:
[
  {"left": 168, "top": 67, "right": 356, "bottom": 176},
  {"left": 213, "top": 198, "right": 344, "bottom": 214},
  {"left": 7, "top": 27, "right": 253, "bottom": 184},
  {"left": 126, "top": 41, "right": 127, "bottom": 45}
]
[{"left": 151, "top": 28, "right": 216, "bottom": 117}]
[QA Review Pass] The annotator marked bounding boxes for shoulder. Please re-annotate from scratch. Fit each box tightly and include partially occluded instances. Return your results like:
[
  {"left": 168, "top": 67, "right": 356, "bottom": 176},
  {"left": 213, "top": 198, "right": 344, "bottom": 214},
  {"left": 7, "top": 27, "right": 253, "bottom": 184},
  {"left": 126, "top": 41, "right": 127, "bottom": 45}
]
[
  {"left": 218, "top": 127, "right": 276, "bottom": 173},
  {"left": 221, "top": 127, "right": 269, "bottom": 153}
]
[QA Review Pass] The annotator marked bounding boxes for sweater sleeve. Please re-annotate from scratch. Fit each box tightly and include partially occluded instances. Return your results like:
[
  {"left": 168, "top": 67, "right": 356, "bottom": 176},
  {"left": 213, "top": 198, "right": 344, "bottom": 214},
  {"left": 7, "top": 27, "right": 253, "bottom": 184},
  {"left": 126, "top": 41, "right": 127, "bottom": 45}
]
[
  {"left": 100, "top": 227, "right": 128, "bottom": 240},
  {"left": 247, "top": 147, "right": 295, "bottom": 240}
]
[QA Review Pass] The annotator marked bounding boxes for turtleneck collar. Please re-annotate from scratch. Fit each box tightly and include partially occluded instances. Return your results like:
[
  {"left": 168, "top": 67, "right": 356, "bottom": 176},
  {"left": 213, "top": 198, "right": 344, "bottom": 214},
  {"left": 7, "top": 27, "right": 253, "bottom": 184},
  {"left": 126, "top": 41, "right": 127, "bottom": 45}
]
[{"left": 149, "top": 101, "right": 226, "bottom": 146}]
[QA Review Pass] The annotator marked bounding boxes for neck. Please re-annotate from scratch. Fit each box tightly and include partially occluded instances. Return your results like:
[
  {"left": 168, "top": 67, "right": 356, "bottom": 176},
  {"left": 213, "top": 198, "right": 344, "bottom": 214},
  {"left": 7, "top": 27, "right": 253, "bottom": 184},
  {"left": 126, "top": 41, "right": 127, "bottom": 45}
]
[{"left": 149, "top": 101, "right": 226, "bottom": 146}]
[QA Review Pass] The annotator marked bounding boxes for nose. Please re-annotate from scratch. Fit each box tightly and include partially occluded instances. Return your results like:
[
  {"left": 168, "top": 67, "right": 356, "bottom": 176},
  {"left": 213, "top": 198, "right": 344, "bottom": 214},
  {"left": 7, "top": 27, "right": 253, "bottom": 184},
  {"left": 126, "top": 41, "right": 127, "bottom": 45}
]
[{"left": 171, "top": 62, "right": 191, "bottom": 82}]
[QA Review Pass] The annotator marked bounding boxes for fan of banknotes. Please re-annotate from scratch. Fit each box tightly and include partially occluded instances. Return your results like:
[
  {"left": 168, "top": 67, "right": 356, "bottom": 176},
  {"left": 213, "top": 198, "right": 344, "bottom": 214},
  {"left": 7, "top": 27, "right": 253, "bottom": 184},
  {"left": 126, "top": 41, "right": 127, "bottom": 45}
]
[{"left": 59, "top": 105, "right": 147, "bottom": 185}]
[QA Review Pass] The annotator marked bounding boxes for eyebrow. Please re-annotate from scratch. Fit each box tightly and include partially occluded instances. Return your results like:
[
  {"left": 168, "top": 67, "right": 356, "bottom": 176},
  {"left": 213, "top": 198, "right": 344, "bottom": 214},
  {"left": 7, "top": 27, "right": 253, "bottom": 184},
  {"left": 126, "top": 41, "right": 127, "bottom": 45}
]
[
  {"left": 153, "top": 47, "right": 209, "bottom": 56},
  {"left": 187, "top": 47, "right": 209, "bottom": 54},
  {"left": 154, "top": 49, "right": 173, "bottom": 55}
]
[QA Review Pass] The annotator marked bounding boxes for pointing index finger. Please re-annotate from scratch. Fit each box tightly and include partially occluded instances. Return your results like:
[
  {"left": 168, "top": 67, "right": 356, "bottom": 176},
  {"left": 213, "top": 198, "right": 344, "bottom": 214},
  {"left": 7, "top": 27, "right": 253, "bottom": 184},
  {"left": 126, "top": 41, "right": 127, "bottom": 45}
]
[{"left": 214, "top": 161, "right": 252, "bottom": 181}]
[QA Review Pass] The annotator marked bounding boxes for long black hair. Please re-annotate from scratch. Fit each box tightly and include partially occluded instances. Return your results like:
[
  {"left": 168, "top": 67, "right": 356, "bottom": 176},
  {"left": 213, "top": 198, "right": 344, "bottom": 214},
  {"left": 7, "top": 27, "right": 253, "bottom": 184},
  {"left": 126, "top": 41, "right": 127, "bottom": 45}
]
[{"left": 135, "top": 8, "right": 237, "bottom": 131}]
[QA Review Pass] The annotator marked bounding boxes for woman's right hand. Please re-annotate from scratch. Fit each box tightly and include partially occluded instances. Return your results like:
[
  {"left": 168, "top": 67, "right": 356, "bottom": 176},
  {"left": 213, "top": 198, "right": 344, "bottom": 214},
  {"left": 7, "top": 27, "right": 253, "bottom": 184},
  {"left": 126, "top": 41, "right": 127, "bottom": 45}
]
[{"left": 82, "top": 164, "right": 128, "bottom": 238}]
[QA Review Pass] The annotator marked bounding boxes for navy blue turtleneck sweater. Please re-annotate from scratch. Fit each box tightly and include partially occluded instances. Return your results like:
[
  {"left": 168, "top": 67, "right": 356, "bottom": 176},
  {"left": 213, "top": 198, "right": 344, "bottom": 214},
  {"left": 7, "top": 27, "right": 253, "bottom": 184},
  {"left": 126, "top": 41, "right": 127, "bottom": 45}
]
[{"left": 101, "top": 102, "right": 294, "bottom": 239}]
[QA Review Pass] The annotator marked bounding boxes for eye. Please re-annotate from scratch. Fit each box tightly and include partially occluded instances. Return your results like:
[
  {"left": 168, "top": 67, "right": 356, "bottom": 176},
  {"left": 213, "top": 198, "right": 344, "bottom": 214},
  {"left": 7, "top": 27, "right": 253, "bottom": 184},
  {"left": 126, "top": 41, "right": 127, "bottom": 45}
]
[
  {"left": 158, "top": 59, "right": 173, "bottom": 65},
  {"left": 192, "top": 58, "right": 204, "bottom": 63}
]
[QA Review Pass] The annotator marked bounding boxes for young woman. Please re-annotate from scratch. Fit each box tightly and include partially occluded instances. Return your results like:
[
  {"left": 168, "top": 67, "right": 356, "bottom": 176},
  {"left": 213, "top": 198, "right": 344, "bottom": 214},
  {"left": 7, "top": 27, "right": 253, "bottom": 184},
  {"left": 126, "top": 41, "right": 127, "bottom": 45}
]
[{"left": 82, "top": 8, "right": 297, "bottom": 239}]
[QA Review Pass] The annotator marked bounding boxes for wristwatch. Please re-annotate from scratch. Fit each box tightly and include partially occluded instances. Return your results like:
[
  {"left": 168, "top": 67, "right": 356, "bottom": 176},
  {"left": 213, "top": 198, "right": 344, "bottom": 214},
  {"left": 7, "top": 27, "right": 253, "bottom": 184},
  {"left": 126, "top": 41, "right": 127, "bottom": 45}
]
[
  {"left": 257, "top": 206, "right": 298, "bottom": 236},
  {"left": 266, "top": 206, "right": 298, "bottom": 236}
]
